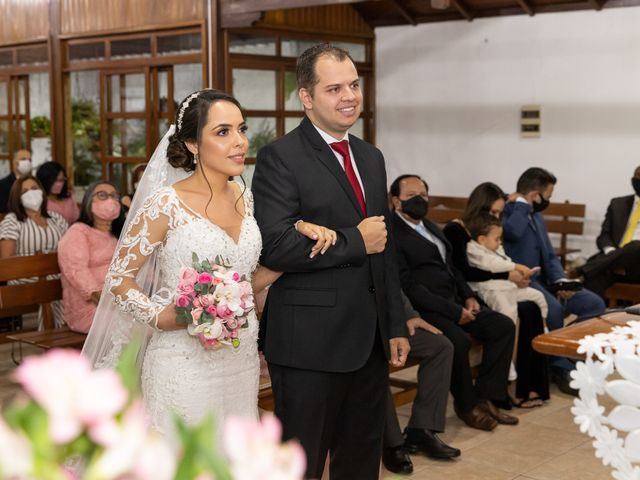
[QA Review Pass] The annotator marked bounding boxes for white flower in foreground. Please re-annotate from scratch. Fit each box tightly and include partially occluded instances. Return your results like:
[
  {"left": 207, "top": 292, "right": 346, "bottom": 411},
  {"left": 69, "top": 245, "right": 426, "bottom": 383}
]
[
  {"left": 570, "top": 360, "right": 608, "bottom": 399},
  {"left": 0, "top": 417, "right": 32, "bottom": 478},
  {"left": 572, "top": 397, "right": 605, "bottom": 436},
  {"left": 593, "top": 426, "right": 625, "bottom": 466}
]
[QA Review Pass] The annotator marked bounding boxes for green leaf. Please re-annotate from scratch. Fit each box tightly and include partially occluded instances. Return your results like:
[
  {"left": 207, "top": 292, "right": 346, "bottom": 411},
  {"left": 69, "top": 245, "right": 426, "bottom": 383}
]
[
  {"left": 116, "top": 337, "right": 143, "bottom": 397},
  {"left": 192, "top": 252, "right": 200, "bottom": 266}
]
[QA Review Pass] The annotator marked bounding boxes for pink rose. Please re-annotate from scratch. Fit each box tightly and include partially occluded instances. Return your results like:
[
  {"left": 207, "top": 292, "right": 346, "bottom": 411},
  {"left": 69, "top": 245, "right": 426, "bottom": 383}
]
[
  {"left": 198, "top": 272, "right": 213, "bottom": 284},
  {"left": 227, "top": 318, "right": 238, "bottom": 330},
  {"left": 231, "top": 272, "right": 241, "bottom": 282},
  {"left": 180, "top": 267, "right": 198, "bottom": 285},
  {"left": 220, "top": 306, "right": 234, "bottom": 319},
  {"left": 199, "top": 295, "right": 210, "bottom": 307},
  {"left": 192, "top": 297, "right": 202, "bottom": 308},
  {"left": 175, "top": 295, "right": 191, "bottom": 308},
  {"left": 206, "top": 305, "right": 217, "bottom": 317},
  {"left": 191, "top": 308, "right": 203, "bottom": 322},
  {"left": 177, "top": 281, "right": 195, "bottom": 296}
]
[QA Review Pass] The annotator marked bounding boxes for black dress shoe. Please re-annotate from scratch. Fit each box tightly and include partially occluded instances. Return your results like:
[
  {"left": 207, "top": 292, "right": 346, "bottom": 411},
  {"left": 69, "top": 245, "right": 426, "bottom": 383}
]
[
  {"left": 382, "top": 446, "right": 413, "bottom": 474},
  {"left": 404, "top": 428, "right": 461, "bottom": 459},
  {"left": 551, "top": 367, "right": 579, "bottom": 397}
]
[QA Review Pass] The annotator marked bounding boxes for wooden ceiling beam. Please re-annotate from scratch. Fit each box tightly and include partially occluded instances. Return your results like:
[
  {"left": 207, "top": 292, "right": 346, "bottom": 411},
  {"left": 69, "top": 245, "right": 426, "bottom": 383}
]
[
  {"left": 222, "top": 0, "right": 379, "bottom": 15},
  {"left": 387, "top": 0, "right": 418, "bottom": 25},
  {"left": 516, "top": 0, "right": 535, "bottom": 15},
  {"left": 450, "top": 0, "right": 474, "bottom": 20}
]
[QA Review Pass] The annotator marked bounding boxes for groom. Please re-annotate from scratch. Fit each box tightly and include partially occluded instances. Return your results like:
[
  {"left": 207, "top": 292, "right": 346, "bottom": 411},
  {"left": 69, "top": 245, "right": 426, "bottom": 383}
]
[{"left": 253, "top": 44, "right": 410, "bottom": 479}]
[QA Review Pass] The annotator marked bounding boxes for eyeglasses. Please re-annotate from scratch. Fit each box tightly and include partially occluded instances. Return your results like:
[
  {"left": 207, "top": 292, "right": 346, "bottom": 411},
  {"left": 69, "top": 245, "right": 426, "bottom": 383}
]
[{"left": 93, "top": 191, "right": 120, "bottom": 201}]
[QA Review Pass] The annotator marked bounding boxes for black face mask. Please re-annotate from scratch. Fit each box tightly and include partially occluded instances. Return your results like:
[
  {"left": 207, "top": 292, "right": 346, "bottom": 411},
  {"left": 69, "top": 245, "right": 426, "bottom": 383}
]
[
  {"left": 532, "top": 195, "right": 550, "bottom": 213},
  {"left": 401, "top": 195, "right": 429, "bottom": 220},
  {"left": 632, "top": 177, "right": 640, "bottom": 197}
]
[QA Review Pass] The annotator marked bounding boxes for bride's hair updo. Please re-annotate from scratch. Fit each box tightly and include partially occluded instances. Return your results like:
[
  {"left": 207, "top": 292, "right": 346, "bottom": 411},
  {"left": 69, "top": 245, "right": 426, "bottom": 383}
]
[{"left": 167, "top": 89, "right": 243, "bottom": 172}]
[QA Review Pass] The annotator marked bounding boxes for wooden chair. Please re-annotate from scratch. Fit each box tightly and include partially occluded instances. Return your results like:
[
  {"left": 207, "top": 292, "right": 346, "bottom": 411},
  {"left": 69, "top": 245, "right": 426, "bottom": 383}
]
[
  {"left": 543, "top": 200, "right": 586, "bottom": 268},
  {"left": 0, "top": 253, "right": 86, "bottom": 362},
  {"left": 604, "top": 283, "right": 640, "bottom": 308}
]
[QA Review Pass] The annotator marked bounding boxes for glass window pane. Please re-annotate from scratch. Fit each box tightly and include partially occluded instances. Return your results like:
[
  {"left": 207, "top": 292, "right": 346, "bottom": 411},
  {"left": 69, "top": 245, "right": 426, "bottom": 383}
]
[
  {"left": 18, "top": 119, "right": 27, "bottom": 148},
  {"left": 174, "top": 64, "right": 202, "bottom": 108},
  {"left": 332, "top": 42, "right": 367, "bottom": 62},
  {"left": 108, "top": 162, "right": 125, "bottom": 194},
  {"left": 109, "top": 75, "right": 120, "bottom": 113},
  {"left": 68, "top": 42, "right": 105, "bottom": 62},
  {"left": 110, "top": 38, "right": 151, "bottom": 60},
  {"left": 284, "top": 71, "right": 302, "bottom": 111},
  {"left": 350, "top": 118, "right": 364, "bottom": 140},
  {"left": 158, "top": 71, "right": 169, "bottom": 112},
  {"left": 229, "top": 34, "right": 276, "bottom": 56},
  {"left": 0, "top": 80, "right": 8, "bottom": 114},
  {"left": 284, "top": 117, "right": 302, "bottom": 135},
  {"left": 108, "top": 73, "right": 145, "bottom": 113},
  {"left": 18, "top": 79, "right": 26, "bottom": 115},
  {"left": 0, "top": 120, "right": 9, "bottom": 154},
  {"left": 16, "top": 45, "right": 48, "bottom": 66},
  {"left": 158, "top": 118, "right": 170, "bottom": 140},
  {"left": 232, "top": 69, "right": 276, "bottom": 111},
  {"left": 70, "top": 71, "right": 101, "bottom": 188},
  {"left": 281, "top": 39, "right": 318, "bottom": 58},
  {"left": 157, "top": 32, "right": 201, "bottom": 56},
  {"left": 29, "top": 73, "right": 50, "bottom": 121},
  {"left": 109, "top": 119, "right": 146, "bottom": 158},
  {"left": 246, "top": 117, "right": 276, "bottom": 157}
]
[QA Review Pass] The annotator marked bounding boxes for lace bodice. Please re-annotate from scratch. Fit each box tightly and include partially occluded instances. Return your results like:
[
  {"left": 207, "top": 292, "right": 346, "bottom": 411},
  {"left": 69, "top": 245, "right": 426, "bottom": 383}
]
[{"left": 107, "top": 183, "right": 262, "bottom": 329}]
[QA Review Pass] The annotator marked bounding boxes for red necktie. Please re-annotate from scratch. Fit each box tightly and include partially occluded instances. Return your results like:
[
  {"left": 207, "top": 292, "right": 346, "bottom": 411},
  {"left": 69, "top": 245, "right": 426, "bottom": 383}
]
[{"left": 330, "top": 140, "right": 366, "bottom": 215}]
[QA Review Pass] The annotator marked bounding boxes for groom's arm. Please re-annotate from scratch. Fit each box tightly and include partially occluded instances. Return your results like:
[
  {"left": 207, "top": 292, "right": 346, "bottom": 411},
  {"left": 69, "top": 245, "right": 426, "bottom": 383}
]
[{"left": 253, "top": 145, "right": 368, "bottom": 272}]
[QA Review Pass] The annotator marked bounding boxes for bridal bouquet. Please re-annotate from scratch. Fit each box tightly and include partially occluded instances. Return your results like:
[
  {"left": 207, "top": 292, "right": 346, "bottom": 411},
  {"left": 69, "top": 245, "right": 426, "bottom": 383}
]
[{"left": 175, "top": 253, "right": 254, "bottom": 349}]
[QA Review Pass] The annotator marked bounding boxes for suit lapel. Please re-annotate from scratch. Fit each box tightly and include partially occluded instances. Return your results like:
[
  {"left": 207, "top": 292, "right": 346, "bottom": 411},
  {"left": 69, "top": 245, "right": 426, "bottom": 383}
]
[{"left": 300, "top": 117, "right": 364, "bottom": 218}]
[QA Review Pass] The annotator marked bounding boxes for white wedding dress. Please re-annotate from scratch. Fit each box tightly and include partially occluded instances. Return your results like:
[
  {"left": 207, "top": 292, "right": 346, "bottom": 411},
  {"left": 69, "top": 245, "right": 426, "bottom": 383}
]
[{"left": 106, "top": 182, "right": 261, "bottom": 435}]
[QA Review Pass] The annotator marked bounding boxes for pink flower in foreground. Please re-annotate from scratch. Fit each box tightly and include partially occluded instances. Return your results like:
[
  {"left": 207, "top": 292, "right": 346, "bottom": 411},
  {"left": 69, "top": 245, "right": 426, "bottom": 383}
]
[
  {"left": 176, "top": 294, "right": 191, "bottom": 308},
  {"left": 191, "top": 307, "right": 203, "bottom": 322},
  {"left": 198, "top": 272, "right": 213, "bottom": 284},
  {"left": 15, "top": 350, "right": 127, "bottom": 444},
  {"left": 224, "top": 414, "right": 305, "bottom": 480},
  {"left": 180, "top": 267, "right": 198, "bottom": 285},
  {"left": 206, "top": 304, "right": 217, "bottom": 317},
  {"left": 177, "top": 281, "right": 195, "bottom": 296}
]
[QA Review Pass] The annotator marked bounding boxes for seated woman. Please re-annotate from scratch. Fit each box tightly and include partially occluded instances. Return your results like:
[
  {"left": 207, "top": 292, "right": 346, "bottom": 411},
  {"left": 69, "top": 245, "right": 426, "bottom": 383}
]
[
  {"left": 58, "top": 181, "right": 124, "bottom": 333},
  {"left": 36, "top": 161, "right": 80, "bottom": 225},
  {"left": 121, "top": 163, "right": 147, "bottom": 211},
  {"left": 0, "top": 174, "right": 68, "bottom": 328},
  {"left": 443, "top": 182, "right": 550, "bottom": 408}
]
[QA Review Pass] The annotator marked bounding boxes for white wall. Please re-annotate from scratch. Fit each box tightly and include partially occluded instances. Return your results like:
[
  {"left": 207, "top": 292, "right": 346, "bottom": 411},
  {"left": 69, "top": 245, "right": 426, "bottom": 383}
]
[{"left": 376, "top": 8, "right": 640, "bottom": 258}]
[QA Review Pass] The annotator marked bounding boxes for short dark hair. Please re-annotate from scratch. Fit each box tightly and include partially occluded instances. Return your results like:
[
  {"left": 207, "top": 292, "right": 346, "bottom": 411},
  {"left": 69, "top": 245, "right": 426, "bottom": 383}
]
[
  {"left": 389, "top": 174, "right": 429, "bottom": 198},
  {"left": 78, "top": 181, "right": 125, "bottom": 238},
  {"left": 462, "top": 182, "right": 506, "bottom": 225},
  {"left": 36, "top": 161, "right": 70, "bottom": 199},
  {"left": 467, "top": 212, "right": 502, "bottom": 240},
  {"left": 516, "top": 167, "right": 557, "bottom": 195},
  {"left": 7, "top": 174, "right": 50, "bottom": 222},
  {"left": 296, "top": 43, "right": 355, "bottom": 93}
]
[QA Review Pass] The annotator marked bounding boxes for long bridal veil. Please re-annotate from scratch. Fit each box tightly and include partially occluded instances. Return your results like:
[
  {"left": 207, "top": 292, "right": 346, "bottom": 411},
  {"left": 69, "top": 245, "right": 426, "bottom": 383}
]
[{"left": 82, "top": 124, "right": 191, "bottom": 371}]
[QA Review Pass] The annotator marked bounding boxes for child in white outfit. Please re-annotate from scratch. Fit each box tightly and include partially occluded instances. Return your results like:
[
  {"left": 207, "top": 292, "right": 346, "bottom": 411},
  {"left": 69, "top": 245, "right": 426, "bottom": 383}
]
[{"left": 466, "top": 213, "right": 548, "bottom": 384}]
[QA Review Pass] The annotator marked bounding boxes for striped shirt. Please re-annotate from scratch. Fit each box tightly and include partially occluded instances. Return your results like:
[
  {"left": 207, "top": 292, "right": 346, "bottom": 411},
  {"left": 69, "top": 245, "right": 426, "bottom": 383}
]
[{"left": 0, "top": 211, "right": 68, "bottom": 255}]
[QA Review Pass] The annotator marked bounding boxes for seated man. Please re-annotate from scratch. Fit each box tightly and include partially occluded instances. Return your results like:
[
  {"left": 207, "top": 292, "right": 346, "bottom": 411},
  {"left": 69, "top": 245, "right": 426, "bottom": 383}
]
[
  {"left": 0, "top": 149, "right": 32, "bottom": 213},
  {"left": 390, "top": 174, "right": 517, "bottom": 432},
  {"left": 575, "top": 165, "right": 640, "bottom": 297},
  {"left": 382, "top": 291, "right": 459, "bottom": 475},
  {"left": 502, "top": 167, "right": 606, "bottom": 396}
]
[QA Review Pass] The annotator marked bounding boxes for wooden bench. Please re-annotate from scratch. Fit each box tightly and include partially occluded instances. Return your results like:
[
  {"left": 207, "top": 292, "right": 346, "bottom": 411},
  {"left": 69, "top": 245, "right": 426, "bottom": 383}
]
[
  {"left": 428, "top": 195, "right": 586, "bottom": 267},
  {"left": 604, "top": 283, "right": 640, "bottom": 308},
  {"left": 0, "top": 253, "right": 86, "bottom": 361}
]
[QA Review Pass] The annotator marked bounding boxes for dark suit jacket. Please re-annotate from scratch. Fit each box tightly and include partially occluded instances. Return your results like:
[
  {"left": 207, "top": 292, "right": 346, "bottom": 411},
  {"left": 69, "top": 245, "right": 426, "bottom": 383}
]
[
  {"left": 391, "top": 212, "right": 474, "bottom": 322},
  {"left": 596, "top": 194, "right": 635, "bottom": 251},
  {"left": 502, "top": 201, "right": 564, "bottom": 284},
  {"left": 252, "top": 116, "right": 406, "bottom": 373},
  {"left": 0, "top": 172, "right": 16, "bottom": 214}
]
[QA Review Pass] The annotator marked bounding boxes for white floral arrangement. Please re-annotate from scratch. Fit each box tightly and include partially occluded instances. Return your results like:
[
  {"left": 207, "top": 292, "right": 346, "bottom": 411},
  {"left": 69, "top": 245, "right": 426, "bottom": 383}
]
[{"left": 570, "top": 320, "right": 640, "bottom": 480}]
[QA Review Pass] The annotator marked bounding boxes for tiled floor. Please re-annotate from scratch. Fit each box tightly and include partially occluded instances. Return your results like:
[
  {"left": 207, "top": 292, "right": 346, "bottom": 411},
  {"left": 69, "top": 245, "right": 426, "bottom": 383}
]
[{"left": 0, "top": 343, "right": 614, "bottom": 480}]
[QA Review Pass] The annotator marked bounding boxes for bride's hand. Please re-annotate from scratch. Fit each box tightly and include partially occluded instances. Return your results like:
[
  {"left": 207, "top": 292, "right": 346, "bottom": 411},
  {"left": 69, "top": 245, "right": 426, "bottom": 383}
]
[
  {"left": 296, "top": 221, "right": 337, "bottom": 258},
  {"left": 156, "top": 304, "right": 186, "bottom": 331}
]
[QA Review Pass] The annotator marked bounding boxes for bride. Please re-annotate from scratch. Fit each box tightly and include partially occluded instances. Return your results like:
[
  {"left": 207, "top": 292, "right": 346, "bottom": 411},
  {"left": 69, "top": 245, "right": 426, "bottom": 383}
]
[{"left": 82, "top": 89, "right": 336, "bottom": 435}]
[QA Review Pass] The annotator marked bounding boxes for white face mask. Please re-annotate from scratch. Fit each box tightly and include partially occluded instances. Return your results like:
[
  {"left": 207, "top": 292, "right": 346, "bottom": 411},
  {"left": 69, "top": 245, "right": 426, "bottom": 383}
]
[
  {"left": 21, "top": 189, "right": 44, "bottom": 211},
  {"left": 17, "top": 159, "right": 32, "bottom": 175}
]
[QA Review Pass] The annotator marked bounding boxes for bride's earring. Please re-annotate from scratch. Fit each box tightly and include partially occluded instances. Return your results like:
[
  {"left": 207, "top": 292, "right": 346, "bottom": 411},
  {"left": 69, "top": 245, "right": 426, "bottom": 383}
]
[{"left": 194, "top": 153, "right": 199, "bottom": 165}]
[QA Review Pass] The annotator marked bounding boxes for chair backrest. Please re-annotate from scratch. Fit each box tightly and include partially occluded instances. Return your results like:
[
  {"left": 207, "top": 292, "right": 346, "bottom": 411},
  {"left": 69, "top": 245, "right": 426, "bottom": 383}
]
[
  {"left": 543, "top": 201, "right": 586, "bottom": 237},
  {"left": 0, "top": 253, "right": 62, "bottom": 329},
  {"left": 427, "top": 195, "right": 467, "bottom": 225}
]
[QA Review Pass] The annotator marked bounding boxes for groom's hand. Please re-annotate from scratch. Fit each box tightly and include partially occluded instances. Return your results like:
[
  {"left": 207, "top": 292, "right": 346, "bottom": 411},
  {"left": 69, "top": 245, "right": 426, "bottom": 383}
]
[
  {"left": 389, "top": 337, "right": 410, "bottom": 367},
  {"left": 357, "top": 216, "right": 387, "bottom": 254}
]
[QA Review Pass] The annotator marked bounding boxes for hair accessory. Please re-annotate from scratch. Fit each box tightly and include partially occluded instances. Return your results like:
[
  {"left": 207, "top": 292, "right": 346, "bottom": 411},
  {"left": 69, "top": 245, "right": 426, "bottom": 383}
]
[{"left": 177, "top": 91, "right": 201, "bottom": 132}]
